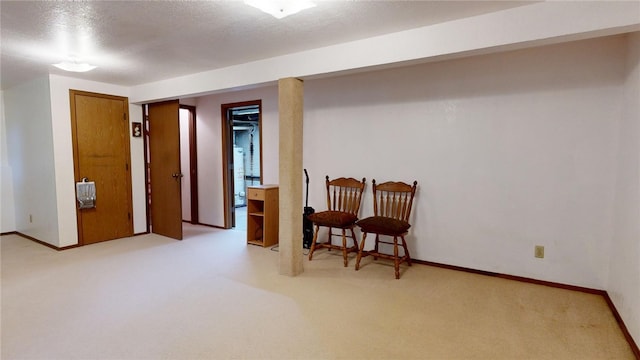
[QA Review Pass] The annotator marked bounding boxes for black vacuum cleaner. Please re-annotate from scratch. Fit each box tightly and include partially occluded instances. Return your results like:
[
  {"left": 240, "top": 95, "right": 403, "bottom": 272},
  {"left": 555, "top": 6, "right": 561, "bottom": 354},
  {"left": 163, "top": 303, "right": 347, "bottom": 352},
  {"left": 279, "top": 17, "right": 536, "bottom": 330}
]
[{"left": 303, "top": 169, "right": 315, "bottom": 249}]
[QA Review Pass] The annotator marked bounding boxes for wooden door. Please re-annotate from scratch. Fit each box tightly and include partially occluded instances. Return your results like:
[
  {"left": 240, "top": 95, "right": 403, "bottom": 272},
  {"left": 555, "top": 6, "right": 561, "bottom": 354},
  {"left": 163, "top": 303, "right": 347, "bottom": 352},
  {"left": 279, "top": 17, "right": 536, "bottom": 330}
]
[
  {"left": 70, "top": 90, "right": 134, "bottom": 245},
  {"left": 148, "top": 100, "right": 183, "bottom": 240}
]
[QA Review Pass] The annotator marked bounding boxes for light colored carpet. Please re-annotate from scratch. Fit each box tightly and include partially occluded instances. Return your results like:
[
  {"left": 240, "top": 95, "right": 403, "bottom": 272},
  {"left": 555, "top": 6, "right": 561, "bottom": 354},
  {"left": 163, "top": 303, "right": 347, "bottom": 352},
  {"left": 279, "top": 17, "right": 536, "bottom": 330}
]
[{"left": 1, "top": 224, "right": 634, "bottom": 359}]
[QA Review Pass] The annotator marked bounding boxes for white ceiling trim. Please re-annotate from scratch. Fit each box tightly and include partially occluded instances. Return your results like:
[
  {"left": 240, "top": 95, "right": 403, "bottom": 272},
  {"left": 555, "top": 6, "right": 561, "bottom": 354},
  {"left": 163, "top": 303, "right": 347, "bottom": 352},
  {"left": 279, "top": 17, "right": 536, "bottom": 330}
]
[{"left": 130, "top": 1, "right": 640, "bottom": 104}]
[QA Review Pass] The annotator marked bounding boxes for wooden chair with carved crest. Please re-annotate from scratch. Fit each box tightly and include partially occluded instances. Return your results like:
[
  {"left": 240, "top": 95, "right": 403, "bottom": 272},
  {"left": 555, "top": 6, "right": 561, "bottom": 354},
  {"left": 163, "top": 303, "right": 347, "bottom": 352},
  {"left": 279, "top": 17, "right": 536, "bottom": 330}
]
[
  {"left": 355, "top": 180, "right": 418, "bottom": 279},
  {"left": 307, "top": 176, "right": 366, "bottom": 267}
]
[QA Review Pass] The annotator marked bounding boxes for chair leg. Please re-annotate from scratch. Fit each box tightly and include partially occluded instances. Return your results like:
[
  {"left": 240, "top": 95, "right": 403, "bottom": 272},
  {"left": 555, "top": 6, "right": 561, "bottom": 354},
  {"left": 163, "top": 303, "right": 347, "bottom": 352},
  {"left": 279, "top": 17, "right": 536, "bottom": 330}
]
[
  {"left": 401, "top": 235, "right": 412, "bottom": 266},
  {"left": 373, "top": 234, "right": 380, "bottom": 260},
  {"left": 308, "top": 225, "right": 320, "bottom": 261},
  {"left": 327, "top": 227, "right": 333, "bottom": 251},
  {"left": 393, "top": 236, "right": 400, "bottom": 279},
  {"left": 350, "top": 228, "right": 358, "bottom": 251},
  {"left": 341, "top": 229, "right": 348, "bottom": 267},
  {"left": 355, "top": 232, "right": 368, "bottom": 271}
]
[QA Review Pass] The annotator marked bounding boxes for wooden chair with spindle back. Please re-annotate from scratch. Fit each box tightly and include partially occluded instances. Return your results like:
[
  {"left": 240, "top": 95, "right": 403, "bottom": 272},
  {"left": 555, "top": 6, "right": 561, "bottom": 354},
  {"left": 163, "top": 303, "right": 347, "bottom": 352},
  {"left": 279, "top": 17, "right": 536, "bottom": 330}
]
[
  {"left": 307, "top": 176, "right": 366, "bottom": 267},
  {"left": 355, "top": 180, "right": 418, "bottom": 279}
]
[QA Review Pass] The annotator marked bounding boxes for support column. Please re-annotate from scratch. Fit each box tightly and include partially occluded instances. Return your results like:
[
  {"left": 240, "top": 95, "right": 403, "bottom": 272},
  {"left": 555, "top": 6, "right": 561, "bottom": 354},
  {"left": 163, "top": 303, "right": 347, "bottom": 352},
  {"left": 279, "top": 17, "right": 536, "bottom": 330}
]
[{"left": 278, "top": 77, "right": 304, "bottom": 276}]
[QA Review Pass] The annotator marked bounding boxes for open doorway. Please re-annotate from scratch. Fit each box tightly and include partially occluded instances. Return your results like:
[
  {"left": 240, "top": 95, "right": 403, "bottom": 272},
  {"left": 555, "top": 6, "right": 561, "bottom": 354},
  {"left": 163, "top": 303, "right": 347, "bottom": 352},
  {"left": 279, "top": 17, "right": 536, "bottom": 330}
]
[{"left": 221, "top": 100, "right": 262, "bottom": 230}]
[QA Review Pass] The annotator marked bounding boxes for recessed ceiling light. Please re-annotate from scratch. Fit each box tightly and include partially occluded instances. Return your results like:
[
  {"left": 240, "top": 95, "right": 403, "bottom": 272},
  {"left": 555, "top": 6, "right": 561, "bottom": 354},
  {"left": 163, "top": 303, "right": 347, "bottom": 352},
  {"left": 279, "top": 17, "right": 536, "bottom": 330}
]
[
  {"left": 53, "top": 58, "right": 97, "bottom": 72},
  {"left": 244, "top": 0, "right": 316, "bottom": 19}
]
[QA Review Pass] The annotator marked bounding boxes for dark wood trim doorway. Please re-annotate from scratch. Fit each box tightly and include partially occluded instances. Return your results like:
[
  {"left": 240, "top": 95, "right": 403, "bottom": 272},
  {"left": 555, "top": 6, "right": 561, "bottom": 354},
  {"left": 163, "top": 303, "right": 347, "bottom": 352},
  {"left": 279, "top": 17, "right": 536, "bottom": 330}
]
[
  {"left": 221, "top": 100, "right": 263, "bottom": 229},
  {"left": 70, "top": 90, "right": 134, "bottom": 245},
  {"left": 180, "top": 105, "right": 199, "bottom": 224}
]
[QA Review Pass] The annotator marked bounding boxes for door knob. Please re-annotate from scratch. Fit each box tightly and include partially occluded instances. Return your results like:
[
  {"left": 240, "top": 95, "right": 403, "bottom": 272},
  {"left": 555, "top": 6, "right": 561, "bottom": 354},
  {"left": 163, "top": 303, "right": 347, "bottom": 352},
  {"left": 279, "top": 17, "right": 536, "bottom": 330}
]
[{"left": 172, "top": 173, "right": 184, "bottom": 179}]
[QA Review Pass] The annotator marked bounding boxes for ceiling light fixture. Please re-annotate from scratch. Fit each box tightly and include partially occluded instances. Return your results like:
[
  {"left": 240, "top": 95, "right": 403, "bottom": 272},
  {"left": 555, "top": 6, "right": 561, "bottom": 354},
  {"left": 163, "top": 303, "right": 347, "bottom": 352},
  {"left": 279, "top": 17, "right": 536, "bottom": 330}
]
[
  {"left": 244, "top": 0, "right": 316, "bottom": 19},
  {"left": 53, "top": 57, "right": 97, "bottom": 72}
]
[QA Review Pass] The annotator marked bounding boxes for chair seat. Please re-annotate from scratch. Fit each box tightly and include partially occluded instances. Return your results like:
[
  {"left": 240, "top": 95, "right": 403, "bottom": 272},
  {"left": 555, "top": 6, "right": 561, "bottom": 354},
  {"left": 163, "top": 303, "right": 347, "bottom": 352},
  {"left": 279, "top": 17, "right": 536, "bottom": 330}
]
[
  {"left": 356, "top": 216, "right": 411, "bottom": 236},
  {"left": 308, "top": 210, "right": 358, "bottom": 228}
]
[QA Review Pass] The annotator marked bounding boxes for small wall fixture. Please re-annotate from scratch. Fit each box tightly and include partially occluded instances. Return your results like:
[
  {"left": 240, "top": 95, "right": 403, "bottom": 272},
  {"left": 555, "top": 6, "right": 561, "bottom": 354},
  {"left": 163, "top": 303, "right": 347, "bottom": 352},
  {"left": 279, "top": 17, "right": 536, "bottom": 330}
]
[
  {"left": 53, "top": 58, "right": 97, "bottom": 72},
  {"left": 244, "top": 0, "right": 316, "bottom": 19},
  {"left": 132, "top": 122, "right": 142, "bottom": 137}
]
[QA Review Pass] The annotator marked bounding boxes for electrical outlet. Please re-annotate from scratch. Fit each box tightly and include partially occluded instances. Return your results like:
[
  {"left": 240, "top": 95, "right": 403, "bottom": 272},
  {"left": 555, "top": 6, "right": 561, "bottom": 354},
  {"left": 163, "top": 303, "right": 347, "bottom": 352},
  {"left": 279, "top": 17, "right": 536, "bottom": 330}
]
[{"left": 535, "top": 245, "right": 544, "bottom": 259}]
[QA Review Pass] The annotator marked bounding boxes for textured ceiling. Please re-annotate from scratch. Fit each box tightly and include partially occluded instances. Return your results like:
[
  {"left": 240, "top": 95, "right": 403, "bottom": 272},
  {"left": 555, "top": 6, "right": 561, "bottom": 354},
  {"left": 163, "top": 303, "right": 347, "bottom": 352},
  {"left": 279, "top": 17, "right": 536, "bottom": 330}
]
[{"left": 0, "top": 1, "right": 534, "bottom": 90}]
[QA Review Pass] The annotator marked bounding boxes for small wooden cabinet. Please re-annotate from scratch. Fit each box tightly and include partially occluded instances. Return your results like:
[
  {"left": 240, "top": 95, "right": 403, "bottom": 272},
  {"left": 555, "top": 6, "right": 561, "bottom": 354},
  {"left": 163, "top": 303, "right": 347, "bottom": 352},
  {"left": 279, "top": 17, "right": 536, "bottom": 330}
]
[{"left": 246, "top": 185, "right": 279, "bottom": 247}]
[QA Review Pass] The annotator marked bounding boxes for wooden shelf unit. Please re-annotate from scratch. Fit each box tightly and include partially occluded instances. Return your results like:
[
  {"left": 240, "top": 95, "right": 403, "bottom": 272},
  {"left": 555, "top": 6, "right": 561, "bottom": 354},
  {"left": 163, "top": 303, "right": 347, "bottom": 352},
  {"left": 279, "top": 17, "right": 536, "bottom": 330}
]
[{"left": 246, "top": 185, "right": 279, "bottom": 247}]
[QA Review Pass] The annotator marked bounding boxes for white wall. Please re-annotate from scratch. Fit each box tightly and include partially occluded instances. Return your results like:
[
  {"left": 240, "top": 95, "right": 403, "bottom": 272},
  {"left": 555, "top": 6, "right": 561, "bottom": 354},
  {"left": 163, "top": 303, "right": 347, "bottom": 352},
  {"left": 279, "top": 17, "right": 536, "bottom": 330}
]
[
  {"left": 1, "top": 90, "right": 17, "bottom": 233},
  {"left": 609, "top": 32, "right": 640, "bottom": 346},
  {"left": 192, "top": 86, "right": 278, "bottom": 227},
  {"left": 3, "top": 77, "right": 59, "bottom": 245},
  {"left": 3, "top": 75, "right": 147, "bottom": 245},
  {"left": 304, "top": 35, "right": 627, "bottom": 290},
  {"left": 48, "top": 75, "right": 145, "bottom": 246},
  {"left": 130, "top": 1, "right": 639, "bottom": 104},
  {"left": 129, "top": 102, "right": 146, "bottom": 235}
]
